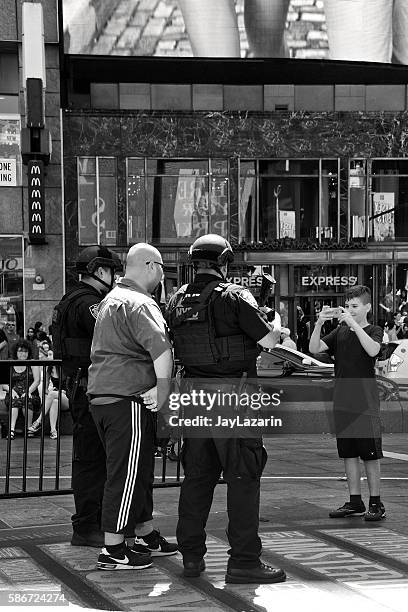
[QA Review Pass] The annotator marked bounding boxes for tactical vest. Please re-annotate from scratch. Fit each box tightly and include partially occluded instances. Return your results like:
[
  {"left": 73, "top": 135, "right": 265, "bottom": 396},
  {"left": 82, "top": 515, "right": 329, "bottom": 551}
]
[
  {"left": 167, "top": 281, "right": 259, "bottom": 366},
  {"left": 51, "top": 286, "right": 95, "bottom": 365}
]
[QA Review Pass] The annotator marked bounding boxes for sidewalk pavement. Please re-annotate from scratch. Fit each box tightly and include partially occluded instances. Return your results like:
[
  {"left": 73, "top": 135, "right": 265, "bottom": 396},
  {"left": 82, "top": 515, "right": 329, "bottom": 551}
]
[{"left": 0, "top": 433, "right": 407, "bottom": 611}]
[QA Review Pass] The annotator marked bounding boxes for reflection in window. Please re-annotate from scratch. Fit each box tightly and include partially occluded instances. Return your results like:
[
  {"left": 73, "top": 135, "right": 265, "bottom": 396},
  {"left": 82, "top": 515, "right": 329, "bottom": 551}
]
[
  {"left": 259, "top": 177, "right": 319, "bottom": 241},
  {"left": 370, "top": 160, "right": 408, "bottom": 241},
  {"left": 240, "top": 159, "right": 339, "bottom": 242},
  {"left": 127, "top": 158, "right": 145, "bottom": 244},
  {"left": 239, "top": 161, "right": 257, "bottom": 241},
  {"left": 78, "top": 157, "right": 117, "bottom": 246},
  {"left": 0, "top": 116, "right": 21, "bottom": 186},
  {"left": 349, "top": 159, "right": 366, "bottom": 239},
  {"left": 148, "top": 160, "right": 228, "bottom": 243}
]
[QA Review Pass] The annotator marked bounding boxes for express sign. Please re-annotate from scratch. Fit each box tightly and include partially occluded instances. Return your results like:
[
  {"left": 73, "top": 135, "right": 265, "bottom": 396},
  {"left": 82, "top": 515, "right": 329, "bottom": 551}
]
[
  {"left": 226, "top": 275, "right": 262, "bottom": 287},
  {"left": 302, "top": 276, "right": 357, "bottom": 287}
]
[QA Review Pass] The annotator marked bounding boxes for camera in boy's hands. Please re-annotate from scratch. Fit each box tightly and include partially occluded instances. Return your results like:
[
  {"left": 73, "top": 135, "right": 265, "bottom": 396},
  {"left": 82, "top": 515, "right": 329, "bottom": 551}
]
[{"left": 325, "top": 307, "right": 342, "bottom": 319}]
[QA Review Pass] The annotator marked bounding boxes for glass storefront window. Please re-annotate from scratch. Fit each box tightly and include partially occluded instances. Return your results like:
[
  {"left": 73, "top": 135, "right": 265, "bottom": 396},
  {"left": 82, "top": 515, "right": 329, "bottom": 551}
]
[
  {"left": 259, "top": 177, "right": 319, "bottom": 241},
  {"left": 127, "top": 158, "right": 145, "bottom": 244},
  {"left": 0, "top": 236, "right": 24, "bottom": 338},
  {"left": 147, "top": 159, "right": 228, "bottom": 243},
  {"left": 369, "top": 159, "right": 408, "bottom": 242},
  {"left": 239, "top": 161, "right": 257, "bottom": 242},
  {"left": 240, "top": 159, "right": 339, "bottom": 243},
  {"left": 78, "top": 157, "right": 118, "bottom": 246},
  {"left": 349, "top": 159, "right": 367, "bottom": 240},
  {"left": 259, "top": 159, "right": 319, "bottom": 176},
  {"left": 0, "top": 115, "right": 21, "bottom": 187}
]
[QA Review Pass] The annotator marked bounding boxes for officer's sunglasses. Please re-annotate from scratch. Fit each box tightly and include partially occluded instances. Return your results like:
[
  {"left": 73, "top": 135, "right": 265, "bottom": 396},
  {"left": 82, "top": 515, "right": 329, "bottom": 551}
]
[{"left": 146, "top": 261, "right": 164, "bottom": 269}]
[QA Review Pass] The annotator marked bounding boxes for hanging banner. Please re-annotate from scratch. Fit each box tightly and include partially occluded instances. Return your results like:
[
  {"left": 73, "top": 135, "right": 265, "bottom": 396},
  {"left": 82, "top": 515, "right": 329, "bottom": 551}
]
[{"left": 372, "top": 192, "right": 395, "bottom": 241}]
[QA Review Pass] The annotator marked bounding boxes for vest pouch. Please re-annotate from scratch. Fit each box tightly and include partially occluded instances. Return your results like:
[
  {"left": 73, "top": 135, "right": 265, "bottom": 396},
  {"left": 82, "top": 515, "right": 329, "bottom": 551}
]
[
  {"left": 216, "top": 335, "right": 259, "bottom": 362},
  {"left": 173, "top": 325, "right": 220, "bottom": 366}
]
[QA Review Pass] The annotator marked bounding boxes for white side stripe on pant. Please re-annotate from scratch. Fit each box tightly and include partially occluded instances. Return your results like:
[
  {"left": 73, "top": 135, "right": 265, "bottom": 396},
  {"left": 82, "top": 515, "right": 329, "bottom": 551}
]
[{"left": 116, "top": 401, "right": 141, "bottom": 532}]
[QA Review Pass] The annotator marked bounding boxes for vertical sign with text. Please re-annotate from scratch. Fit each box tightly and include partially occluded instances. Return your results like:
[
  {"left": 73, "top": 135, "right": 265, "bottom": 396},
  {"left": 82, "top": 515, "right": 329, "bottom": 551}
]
[{"left": 28, "top": 160, "right": 46, "bottom": 242}]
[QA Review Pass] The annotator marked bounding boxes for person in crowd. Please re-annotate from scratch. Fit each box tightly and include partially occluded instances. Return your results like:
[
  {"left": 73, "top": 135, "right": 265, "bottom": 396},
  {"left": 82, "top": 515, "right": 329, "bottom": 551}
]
[
  {"left": 398, "top": 289, "right": 408, "bottom": 314},
  {"left": 38, "top": 340, "right": 53, "bottom": 360},
  {"left": 296, "top": 306, "right": 310, "bottom": 353},
  {"left": 397, "top": 316, "right": 408, "bottom": 339},
  {"left": 88, "top": 243, "right": 176, "bottom": 571},
  {"left": 178, "top": 0, "right": 290, "bottom": 57},
  {"left": 28, "top": 364, "right": 69, "bottom": 440},
  {"left": 51, "top": 245, "right": 122, "bottom": 548},
  {"left": 324, "top": 0, "right": 408, "bottom": 64},
  {"left": 309, "top": 285, "right": 385, "bottom": 521},
  {"left": 4, "top": 320, "right": 19, "bottom": 349},
  {"left": 280, "top": 327, "right": 296, "bottom": 349},
  {"left": 25, "top": 327, "right": 39, "bottom": 359},
  {"left": 0, "top": 323, "right": 9, "bottom": 360},
  {"left": 2, "top": 340, "right": 40, "bottom": 439},
  {"left": 166, "top": 233, "right": 286, "bottom": 584}
]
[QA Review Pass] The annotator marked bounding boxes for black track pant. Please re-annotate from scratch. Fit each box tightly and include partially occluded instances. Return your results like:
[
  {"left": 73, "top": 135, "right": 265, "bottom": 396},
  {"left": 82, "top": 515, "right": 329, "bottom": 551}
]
[
  {"left": 70, "top": 386, "right": 106, "bottom": 535},
  {"left": 177, "top": 436, "right": 267, "bottom": 569},
  {"left": 90, "top": 399, "right": 155, "bottom": 534}
]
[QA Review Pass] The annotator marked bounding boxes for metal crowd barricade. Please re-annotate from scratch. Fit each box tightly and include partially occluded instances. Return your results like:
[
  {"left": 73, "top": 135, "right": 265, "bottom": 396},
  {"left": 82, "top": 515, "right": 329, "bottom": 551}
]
[{"left": 0, "top": 359, "right": 182, "bottom": 499}]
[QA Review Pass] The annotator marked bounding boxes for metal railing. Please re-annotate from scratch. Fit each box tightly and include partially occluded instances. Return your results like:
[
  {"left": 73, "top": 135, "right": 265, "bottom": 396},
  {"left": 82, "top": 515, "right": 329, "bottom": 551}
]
[{"left": 0, "top": 359, "right": 182, "bottom": 498}]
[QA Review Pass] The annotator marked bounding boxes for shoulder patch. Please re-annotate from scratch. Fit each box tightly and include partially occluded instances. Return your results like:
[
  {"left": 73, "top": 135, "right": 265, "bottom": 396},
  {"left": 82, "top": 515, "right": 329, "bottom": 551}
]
[
  {"left": 89, "top": 303, "right": 100, "bottom": 320},
  {"left": 238, "top": 289, "right": 259, "bottom": 309}
]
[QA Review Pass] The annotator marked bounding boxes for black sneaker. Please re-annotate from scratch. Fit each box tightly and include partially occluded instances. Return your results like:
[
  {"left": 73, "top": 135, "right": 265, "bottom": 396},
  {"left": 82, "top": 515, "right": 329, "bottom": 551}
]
[
  {"left": 183, "top": 559, "right": 205, "bottom": 578},
  {"left": 71, "top": 530, "right": 104, "bottom": 548},
  {"left": 97, "top": 545, "right": 152, "bottom": 571},
  {"left": 225, "top": 562, "right": 286, "bottom": 584},
  {"left": 329, "top": 501, "right": 366, "bottom": 518},
  {"left": 134, "top": 530, "right": 178, "bottom": 556},
  {"left": 364, "top": 503, "right": 386, "bottom": 522}
]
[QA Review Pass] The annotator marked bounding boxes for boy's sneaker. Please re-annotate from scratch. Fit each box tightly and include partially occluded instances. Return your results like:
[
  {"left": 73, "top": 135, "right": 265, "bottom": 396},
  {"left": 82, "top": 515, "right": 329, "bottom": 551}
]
[
  {"left": 97, "top": 545, "right": 152, "bottom": 570},
  {"left": 329, "top": 501, "right": 366, "bottom": 518},
  {"left": 134, "top": 530, "right": 178, "bottom": 556},
  {"left": 364, "top": 503, "right": 386, "bottom": 522}
]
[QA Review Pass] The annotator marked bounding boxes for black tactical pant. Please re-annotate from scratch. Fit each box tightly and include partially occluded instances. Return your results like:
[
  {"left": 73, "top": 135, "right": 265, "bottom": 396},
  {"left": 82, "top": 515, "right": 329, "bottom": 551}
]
[
  {"left": 177, "top": 435, "right": 267, "bottom": 569},
  {"left": 69, "top": 385, "right": 106, "bottom": 535}
]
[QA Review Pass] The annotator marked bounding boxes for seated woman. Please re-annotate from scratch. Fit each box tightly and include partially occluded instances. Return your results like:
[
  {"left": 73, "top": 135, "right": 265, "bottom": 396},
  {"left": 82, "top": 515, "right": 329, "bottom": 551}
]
[
  {"left": 2, "top": 340, "right": 40, "bottom": 439},
  {"left": 28, "top": 364, "right": 68, "bottom": 439}
]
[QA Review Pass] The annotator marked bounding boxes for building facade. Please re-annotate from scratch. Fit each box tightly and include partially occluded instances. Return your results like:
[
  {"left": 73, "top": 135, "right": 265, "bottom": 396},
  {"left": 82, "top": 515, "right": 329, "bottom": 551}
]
[
  {"left": 62, "top": 61, "right": 408, "bottom": 337},
  {"left": 0, "top": 0, "right": 63, "bottom": 335}
]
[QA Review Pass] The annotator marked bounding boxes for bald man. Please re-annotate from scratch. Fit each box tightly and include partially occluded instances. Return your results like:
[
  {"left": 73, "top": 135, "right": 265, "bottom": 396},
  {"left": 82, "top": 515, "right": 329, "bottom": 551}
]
[{"left": 88, "top": 244, "right": 176, "bottom": 571}]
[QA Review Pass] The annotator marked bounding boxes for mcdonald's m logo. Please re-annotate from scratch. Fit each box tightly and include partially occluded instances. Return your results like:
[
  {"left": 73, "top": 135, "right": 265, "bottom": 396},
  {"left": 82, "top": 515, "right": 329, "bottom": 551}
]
[{"left": 28, "top": 160, "right": 46, "bottom": 243}]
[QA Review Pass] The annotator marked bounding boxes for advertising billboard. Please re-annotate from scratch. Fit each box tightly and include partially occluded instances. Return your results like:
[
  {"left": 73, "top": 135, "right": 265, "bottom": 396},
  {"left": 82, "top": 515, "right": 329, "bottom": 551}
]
[{"left": 62, "top": 0, "right": 407, "bottom": 64}]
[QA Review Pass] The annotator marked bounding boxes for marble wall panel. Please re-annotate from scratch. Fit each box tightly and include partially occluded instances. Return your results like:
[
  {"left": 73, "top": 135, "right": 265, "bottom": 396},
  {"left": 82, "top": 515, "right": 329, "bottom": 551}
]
[
  {"left": 24, "top": 235, "right": 64, "bottom": 329},
  {"left": 0, "top": 188, "right": 23, "bottom": 232}
]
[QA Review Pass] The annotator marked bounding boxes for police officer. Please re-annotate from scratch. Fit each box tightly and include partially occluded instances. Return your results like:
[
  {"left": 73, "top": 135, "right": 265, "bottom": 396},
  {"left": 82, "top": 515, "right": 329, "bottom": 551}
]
[
  {"left": 52, "top": 245, "right": 122, "bottom": 547},
  {"left": 166, "top": 234, "right": 286, "bottom": 584}
]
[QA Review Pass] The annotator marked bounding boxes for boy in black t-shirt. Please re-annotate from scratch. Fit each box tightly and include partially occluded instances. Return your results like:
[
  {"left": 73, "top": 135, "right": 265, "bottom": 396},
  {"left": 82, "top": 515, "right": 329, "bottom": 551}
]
[{"left": 309, "top": 285, "right": 385, "bottom": 522}]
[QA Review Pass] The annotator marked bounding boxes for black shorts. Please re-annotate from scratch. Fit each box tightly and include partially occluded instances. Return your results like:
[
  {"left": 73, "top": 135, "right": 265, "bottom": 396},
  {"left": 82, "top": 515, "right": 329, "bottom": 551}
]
[{"left": 336, "top": 437, "right": 383, "bottom": 461}]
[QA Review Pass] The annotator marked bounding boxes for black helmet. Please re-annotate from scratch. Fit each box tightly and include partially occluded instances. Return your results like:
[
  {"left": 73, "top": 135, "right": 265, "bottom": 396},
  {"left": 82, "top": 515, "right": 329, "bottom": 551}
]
[
  {"left": 76, "top": 246, "right": 123, "bottom": 275},
  {"left": 188, "top": 234, "right": 234, "bottom": 266}
]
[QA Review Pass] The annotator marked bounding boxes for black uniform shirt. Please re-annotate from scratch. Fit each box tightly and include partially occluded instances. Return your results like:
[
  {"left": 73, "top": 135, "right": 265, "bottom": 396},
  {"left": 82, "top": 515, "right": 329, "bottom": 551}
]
[
  {"left": 62, "top": 282, "right": 103, "bottom": 377},
  {"left": 323, "top": 323, "right": 382, "bottom": 416},
  {"left": 169, "top": 273, "right": 272, "bottom": 378}
]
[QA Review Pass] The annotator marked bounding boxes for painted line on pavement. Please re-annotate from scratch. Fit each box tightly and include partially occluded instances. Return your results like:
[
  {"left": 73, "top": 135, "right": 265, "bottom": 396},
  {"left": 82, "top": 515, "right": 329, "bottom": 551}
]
[
  {"left": 384, "top": 451, "right": 408, "bottom": 461},
  {"left": 318, "top": 528, "right": 408, "bottom": 568},
  {"left": 260, "top": 530, "right": 408, "bottom": 612}
]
